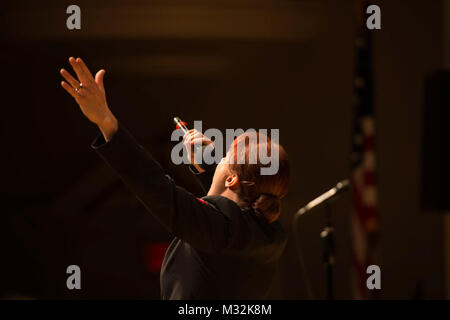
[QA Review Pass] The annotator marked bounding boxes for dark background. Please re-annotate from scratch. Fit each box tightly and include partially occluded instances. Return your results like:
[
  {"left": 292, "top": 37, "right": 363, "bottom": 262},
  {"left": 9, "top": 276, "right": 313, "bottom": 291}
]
[{"left": 0, "top": 0, "right": 447, "bottom": 299}]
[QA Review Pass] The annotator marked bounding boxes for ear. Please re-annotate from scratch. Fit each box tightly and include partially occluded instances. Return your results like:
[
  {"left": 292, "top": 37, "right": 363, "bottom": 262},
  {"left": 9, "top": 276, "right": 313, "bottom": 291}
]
[{"left": 224, "top": 174, "right": 239, "bottom": 190}]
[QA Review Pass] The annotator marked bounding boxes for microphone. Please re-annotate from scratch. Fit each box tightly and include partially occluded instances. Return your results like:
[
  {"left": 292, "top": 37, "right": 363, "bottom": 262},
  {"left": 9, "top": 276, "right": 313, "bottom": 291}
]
[
  {"left": 173, "top": 116, "right": 204, "bottom": 173},
  {"left": 173, "top": 116, "right": 202, "bottom": 152},
  {"left": 173, "top": 117, "right": 190, "bottom": 136},
  {"left": 296, "top": 179, "right": 350, "bottom": 216}
]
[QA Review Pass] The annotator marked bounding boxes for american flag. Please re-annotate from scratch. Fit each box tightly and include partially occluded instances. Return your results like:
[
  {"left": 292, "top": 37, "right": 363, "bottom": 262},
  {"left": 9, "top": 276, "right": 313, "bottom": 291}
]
[{"left": 350, "top": 0, "right": 379, "bottom": 300}]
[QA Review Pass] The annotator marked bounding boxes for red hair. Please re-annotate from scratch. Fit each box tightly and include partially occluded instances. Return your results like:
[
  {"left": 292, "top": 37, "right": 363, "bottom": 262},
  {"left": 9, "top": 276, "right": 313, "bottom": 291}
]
[{"left": 227, "top": 132, "right": 289, "bottom": 223}]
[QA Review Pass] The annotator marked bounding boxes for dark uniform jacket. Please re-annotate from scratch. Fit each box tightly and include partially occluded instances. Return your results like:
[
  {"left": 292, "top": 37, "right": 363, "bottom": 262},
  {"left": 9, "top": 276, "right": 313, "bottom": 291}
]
[{"left": 91, "top": 125, "right": 288, "bottom": 299}]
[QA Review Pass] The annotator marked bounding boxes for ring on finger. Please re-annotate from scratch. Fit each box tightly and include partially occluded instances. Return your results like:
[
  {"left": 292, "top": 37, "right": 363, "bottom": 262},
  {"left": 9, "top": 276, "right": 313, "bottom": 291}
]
[{"left": 75, "top": 82, "right": 83, "bottom": 92}]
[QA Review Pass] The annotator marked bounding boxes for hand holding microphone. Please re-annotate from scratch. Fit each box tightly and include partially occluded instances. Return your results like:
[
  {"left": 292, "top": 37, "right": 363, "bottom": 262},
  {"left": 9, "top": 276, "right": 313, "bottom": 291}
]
[{"left": 173, "top": 117, "right": 214, "bottom": 173}]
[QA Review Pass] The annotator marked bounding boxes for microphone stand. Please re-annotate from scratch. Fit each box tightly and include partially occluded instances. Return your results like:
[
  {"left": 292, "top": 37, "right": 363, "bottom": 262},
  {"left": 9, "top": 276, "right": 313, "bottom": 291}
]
[
  {"left": 321, "top": 203, "right": 334, "bottom": 300},
  {"left": 292, "top": 179, "right": 349, "bottom": 300}
]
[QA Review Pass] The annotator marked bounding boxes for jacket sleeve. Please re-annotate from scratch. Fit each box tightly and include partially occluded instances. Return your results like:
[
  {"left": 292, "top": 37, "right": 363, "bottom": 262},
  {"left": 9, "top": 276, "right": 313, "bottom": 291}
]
[
  {"left": 188, "top": 161, "right": 217, "bottom": 195},
  {"left": 91, "top": 125, "right": 229, "bottom": 253}
]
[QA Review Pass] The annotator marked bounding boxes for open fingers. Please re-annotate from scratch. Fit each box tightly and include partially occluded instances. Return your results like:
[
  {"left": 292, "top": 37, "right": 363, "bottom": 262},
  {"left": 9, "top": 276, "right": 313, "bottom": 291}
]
[
  {"left": 60, "top": 68, "right": 80, "bottom": 89},
  {"left": 77, "top": 57, "right": 95, "bottom": 82},
  {"left": 69, "top": 57, "right": 93, "bottom": 85},
  {"left": 61, "top": 81, "right": 79, "bottom": 100}
]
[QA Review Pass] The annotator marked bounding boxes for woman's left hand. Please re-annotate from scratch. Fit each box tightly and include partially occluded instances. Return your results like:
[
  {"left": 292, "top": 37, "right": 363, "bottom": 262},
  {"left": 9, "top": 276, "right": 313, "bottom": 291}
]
[{"left": 60, "top": 57, "right": 118, "bottom": 141}]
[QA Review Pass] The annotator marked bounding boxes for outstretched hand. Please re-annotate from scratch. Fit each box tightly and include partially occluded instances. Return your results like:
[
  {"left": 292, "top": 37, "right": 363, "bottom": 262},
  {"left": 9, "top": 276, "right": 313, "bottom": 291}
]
[{"left": 60, "top": 57, "right": 118, "bottom": 141}]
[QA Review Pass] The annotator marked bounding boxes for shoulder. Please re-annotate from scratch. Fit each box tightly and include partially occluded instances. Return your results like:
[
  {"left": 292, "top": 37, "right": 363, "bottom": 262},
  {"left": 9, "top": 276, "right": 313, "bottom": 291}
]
[
  {"left": 201, "top": 195, "right": 242, "bottom": 219},
  {"left": 202, "top": 195, "right": 288, "bottom": 261}
]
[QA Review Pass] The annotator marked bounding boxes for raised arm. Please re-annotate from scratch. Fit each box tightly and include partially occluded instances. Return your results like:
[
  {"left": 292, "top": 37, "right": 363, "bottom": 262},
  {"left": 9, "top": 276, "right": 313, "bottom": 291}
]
[
  {"left": 59, "top": 57, "right": 229, "bottom": 252},
  {"left": 91, "top": 125, "right": 229, "bottom": 252}
]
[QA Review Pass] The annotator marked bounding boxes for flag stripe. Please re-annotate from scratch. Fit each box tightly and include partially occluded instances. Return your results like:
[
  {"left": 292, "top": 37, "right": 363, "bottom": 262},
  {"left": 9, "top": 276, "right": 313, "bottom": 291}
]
[{"left": 350, "top": 0, "right": 378, "bottom": 300}]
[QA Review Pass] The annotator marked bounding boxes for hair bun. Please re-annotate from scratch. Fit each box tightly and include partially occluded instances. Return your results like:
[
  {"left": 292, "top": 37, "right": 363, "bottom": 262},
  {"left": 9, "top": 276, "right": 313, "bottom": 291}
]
[{"left": 251, "top": 193, "right": 280, "bottom": 223}]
